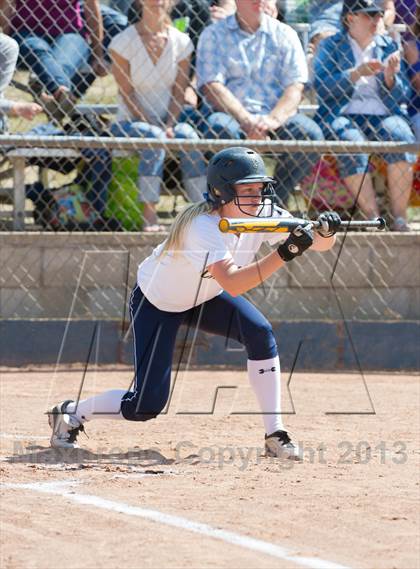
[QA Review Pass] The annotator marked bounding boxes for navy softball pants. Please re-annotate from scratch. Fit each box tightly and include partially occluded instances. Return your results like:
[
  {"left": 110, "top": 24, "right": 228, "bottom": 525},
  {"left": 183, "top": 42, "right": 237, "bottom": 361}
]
[{"left": 121, "top": 285, "right": 278, "bottom": 421}]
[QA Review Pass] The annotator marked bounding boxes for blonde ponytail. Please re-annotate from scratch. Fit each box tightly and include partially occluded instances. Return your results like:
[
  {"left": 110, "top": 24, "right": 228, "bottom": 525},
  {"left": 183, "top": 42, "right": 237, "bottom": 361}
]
[{"left": 159, "top": 200, "right": 214, "bottom": 256}]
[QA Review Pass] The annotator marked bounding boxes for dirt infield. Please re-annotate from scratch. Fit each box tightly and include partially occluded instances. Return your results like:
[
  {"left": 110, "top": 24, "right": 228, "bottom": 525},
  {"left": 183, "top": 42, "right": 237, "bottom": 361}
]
[{"left": 0, "top": 367, "right": 419, "bottom": 569}]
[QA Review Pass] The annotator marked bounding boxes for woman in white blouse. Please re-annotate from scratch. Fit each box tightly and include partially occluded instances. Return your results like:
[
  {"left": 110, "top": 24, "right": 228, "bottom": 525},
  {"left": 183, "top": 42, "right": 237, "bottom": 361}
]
[{"left": 109, "top": 0, "right": 206, "bottom": 232}]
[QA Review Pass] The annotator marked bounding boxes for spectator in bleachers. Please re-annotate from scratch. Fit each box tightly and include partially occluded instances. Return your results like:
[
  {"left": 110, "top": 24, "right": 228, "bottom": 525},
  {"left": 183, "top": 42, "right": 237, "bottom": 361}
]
[
  {"left": 127, "top": 1, "right": 238, "bottom": 55},
  {"left": 124, "top": 1, "right": 214, "bottom": 109},
  {"left": 0, "top": 33, "right": 42, "bottom": 132},
  {"left": 118, "top": 0, "right": 279, "bottom": 114},
  {"left": 126, "top": 0, "right": 234, "bottom": 46},
  {"left": 109, "top": 0, "right": 206, "bottom": 232},
  {"left": 308, "top": 0, "right": 395, "bottom": 55},
  {"left": 403, "top": 5, "right": 420, "bottom": 141},
  {"left": 314, "top": 0, "right": 415, "bottom": 231},
  {"left": 2, "top": 0, "right": 107, "bottom": 120},
  {"left": 76, "top": 0, "right": 237, "bottom": 101},
  {"left": 196, "top": 0, "right": 324, "bottom": 205}
]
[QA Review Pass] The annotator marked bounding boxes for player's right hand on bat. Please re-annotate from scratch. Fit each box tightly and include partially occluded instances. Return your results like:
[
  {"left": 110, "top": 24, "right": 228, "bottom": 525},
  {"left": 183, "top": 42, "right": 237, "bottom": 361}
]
[
  {"left": 317, "top": 211, "right": 341, "bottom": 238},
  {"left": 277, "top": 223, "right": 314, "bottom": 262}
]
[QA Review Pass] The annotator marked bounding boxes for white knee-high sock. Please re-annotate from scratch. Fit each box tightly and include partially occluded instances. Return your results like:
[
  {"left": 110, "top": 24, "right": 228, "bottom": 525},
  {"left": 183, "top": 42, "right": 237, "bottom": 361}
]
[
  {"left": 66, "top": 389, "right": 127, "bottom": 422},
  {"left": 247, "top": 357, "right": 284, "bottom": 436}
]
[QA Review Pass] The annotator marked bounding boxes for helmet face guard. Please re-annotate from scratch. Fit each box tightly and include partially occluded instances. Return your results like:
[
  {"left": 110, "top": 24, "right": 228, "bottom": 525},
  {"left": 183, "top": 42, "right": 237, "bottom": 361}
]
[
  {"left": 232, "top": 181, "right": 276, "bottom": 217},
  {"left": 206, "top": 147, "right": 277, "bottom": 218}
]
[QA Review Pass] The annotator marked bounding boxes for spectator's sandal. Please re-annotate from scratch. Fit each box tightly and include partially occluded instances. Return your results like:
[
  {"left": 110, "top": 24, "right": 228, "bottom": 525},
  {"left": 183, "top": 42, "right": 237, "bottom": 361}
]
[{"left": 28, "top": 75, "right": 75, "bottom": 124}]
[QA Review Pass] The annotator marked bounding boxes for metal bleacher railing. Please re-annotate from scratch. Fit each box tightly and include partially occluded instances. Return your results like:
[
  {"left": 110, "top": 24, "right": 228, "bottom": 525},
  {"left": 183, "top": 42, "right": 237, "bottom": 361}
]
[{"left": 1, "top": 135, "right": 418, "bottom": 230}]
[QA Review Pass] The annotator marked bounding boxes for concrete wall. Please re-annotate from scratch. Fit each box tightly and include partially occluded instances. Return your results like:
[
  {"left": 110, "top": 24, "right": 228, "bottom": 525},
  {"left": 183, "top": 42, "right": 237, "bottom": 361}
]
[
  {"left": 1, "top": 319, "right": 419, "bottom": 371},
  {"left": 1, "top": 232, "right": 419, "bottom": 320},
  {"left": 0, "top": 232, "right": 419, "bottom": 370}
]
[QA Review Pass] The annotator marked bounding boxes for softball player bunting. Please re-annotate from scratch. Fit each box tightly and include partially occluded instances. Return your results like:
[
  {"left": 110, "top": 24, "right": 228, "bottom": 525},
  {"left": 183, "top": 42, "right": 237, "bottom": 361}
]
[{"left": 48, "top": 147, "right": 340, "bottom": 460}]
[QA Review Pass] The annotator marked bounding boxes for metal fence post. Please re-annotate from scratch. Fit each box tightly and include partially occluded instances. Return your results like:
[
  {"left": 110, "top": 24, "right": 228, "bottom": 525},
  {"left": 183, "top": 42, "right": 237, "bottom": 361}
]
[{"left": 11, "top": 156, "right": 26, "bottom": 231}]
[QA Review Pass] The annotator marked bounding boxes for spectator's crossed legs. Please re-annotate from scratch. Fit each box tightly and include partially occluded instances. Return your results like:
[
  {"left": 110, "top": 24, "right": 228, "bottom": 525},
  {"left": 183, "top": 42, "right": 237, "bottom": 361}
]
[{"left": 15, "top": 30, "right": 90, "bottom": 96}]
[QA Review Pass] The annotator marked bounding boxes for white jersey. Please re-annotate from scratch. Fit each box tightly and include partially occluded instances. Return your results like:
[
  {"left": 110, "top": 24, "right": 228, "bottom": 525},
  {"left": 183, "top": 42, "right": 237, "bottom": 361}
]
[{"left": 137, "top": 206, "right": 291, "bottom": 312}]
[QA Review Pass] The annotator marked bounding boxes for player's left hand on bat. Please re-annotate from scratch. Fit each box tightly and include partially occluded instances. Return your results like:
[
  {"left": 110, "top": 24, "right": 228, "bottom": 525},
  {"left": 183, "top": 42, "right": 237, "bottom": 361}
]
[
  {"left": 277, "top": 223, "right": 314, "bottom": 262},
  {"left": 316, "top": 212, "right": 341, "bottom": 238}
]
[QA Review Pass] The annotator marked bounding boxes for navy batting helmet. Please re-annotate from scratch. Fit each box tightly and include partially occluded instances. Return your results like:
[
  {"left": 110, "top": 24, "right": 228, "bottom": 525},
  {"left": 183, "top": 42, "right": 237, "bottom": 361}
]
[{"left": 205, "top": 147, "right": 276, "bottom": 217}]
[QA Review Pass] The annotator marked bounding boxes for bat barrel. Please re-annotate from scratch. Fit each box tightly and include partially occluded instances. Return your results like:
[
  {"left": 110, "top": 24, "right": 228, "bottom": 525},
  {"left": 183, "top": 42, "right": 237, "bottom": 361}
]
[{"left": 219, "top": 217, "right": 386, "bottom": 233}]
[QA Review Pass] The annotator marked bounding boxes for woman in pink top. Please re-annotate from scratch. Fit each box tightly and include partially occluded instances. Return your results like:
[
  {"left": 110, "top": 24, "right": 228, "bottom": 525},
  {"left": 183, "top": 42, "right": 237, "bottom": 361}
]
[{"left": 0, "top": 0, "right": 107, "bottom": 114}]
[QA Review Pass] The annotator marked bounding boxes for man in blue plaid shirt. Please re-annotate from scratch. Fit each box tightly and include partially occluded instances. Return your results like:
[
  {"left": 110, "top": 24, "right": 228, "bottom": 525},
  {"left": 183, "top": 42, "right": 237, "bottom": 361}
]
[{"left": 196, "top": 0, "right": 324, "bottom": 204}]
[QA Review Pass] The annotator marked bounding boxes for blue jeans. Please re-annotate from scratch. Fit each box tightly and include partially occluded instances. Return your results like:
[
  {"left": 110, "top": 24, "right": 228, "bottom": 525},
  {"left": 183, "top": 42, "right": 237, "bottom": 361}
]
[
  {"left": 14, "top": 29, "right": 90, "bottom": 95},
  {"left": 327, "top": 114, "right": 416, "bottom": 178},
  {"left": 121, "top": 285, "right": 277, "bottom": 421},
  {"left": 188, "top": 109, "right": 324, "bottom": 204},
  {"left": 410, "top": 112, "right": 420, "bottom": 142},
  {"left": 111, "top": 120, "right": 206, "bottom": 203}
]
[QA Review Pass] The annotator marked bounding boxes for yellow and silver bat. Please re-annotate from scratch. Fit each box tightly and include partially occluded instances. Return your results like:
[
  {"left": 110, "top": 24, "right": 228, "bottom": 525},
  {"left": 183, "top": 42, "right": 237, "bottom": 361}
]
[{"left": 219, "top": 216, "right": 386, "bottom": 234}]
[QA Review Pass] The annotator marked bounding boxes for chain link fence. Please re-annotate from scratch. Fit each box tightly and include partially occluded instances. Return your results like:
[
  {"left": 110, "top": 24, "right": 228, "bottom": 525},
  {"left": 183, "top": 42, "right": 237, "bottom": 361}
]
[{"left": 0, "top": 0, "right": 419, "bottom": 325}]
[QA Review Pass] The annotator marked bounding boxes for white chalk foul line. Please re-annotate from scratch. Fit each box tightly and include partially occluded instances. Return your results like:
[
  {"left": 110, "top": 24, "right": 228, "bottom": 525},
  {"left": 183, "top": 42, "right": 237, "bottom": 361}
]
[{"left": 3, "top": 480, "right": 351, "bottom": 569}]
